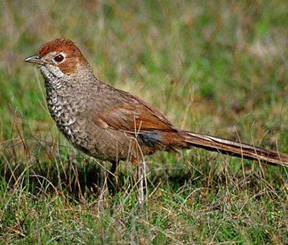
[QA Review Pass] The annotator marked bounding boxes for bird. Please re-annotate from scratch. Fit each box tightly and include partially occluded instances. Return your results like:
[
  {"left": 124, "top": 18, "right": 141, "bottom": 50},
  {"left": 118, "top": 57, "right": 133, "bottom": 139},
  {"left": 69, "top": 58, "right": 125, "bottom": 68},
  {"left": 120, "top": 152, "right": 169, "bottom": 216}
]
[{"left": 25, "top": 38, "right": 288, "bottom": 204}]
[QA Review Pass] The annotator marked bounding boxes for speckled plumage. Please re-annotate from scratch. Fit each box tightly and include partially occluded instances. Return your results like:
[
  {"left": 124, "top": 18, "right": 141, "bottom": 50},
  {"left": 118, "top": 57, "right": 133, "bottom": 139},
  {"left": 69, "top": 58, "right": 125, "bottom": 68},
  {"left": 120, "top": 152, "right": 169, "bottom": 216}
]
[
  {"left": 25, "top": 39, "right": 288, "bottom": 167},
  {"left": 42, "top": 67, "right": 148, "bottom": 161}
]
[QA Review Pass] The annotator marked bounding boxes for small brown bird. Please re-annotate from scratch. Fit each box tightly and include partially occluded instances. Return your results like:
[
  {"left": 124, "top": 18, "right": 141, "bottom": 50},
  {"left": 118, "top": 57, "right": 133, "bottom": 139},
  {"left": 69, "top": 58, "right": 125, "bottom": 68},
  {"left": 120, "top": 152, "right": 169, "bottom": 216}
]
[{"left": 25, "top": 39, "right": 288, "bottom": 203}]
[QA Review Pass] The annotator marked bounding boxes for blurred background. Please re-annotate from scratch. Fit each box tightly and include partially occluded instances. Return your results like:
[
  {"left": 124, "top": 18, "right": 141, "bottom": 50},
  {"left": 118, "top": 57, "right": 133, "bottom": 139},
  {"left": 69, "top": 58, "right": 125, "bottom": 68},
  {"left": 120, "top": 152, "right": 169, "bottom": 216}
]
[
  {"left": 1, "top": 0, "right": 288, "bottom": 243},
  {"left": 1, "top": 0, "right": 288, "bottom": 147}
]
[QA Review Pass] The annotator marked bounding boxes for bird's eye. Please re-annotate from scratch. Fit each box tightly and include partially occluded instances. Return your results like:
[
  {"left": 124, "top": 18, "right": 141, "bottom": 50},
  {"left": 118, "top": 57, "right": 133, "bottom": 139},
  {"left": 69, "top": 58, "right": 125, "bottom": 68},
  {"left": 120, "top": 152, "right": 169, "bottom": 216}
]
[{"left": 54, "top": 54, "right": 64, "bottom": 63}]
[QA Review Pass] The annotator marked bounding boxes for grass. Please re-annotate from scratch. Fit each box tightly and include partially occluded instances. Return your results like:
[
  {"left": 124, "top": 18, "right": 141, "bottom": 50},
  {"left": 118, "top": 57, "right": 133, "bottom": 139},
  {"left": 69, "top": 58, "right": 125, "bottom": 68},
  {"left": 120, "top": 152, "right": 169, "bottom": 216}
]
[{"left": 1, "top": 0, "right": 288, "bottom": 243}]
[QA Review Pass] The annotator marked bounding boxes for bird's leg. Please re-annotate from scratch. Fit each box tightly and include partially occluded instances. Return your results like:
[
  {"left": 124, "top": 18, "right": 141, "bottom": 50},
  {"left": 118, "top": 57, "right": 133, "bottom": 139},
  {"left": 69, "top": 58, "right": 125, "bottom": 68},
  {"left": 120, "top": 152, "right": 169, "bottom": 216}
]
[
  {"left": 98, "top": 164, "right": 107, "bottom": 207},
  {"left": 108, "top": 160, "right": 119, "bottom": 195}
]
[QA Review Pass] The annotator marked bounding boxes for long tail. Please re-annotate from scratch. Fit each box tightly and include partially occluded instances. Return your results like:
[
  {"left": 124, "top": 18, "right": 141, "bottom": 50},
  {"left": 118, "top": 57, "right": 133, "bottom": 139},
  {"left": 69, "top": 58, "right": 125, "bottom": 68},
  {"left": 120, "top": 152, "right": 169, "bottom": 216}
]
[{"left": 179, "top": 131, "right": 288, "bottom": 167}]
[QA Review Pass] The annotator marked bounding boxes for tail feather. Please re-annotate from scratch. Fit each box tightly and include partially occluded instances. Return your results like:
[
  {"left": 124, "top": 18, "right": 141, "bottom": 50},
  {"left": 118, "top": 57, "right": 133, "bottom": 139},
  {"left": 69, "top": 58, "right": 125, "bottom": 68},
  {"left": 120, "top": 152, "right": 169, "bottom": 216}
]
[{"left": 182, "top": 131, "right": 288, "bottom": 167}]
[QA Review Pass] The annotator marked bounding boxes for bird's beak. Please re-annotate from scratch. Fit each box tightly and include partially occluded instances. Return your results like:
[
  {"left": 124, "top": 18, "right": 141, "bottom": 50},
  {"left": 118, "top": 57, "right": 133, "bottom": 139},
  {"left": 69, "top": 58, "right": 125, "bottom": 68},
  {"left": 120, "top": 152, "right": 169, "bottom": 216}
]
[{"left": 25, "top": 54, "right": 44, "bottom": 65}]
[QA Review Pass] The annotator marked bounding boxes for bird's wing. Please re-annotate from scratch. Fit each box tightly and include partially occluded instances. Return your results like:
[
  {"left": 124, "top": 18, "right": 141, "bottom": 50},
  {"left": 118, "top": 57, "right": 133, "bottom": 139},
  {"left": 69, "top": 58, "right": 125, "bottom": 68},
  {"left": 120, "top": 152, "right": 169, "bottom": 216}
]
[{"left": 92, "top": 88, "right": 177, "bottom": 133}]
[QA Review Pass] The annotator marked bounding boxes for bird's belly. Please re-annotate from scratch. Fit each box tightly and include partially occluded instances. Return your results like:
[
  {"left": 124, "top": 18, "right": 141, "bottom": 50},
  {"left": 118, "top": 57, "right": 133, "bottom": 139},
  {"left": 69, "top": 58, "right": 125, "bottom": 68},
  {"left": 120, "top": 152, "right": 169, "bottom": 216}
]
[
  {"left": 48, "top": 105, "right": 135, "bottom": 161},
  {"left": 47, "top": 95, "right": 157, "bottom": 162},
  {"left": 84, "top": 124, "right": 135, "bottom": 161}
]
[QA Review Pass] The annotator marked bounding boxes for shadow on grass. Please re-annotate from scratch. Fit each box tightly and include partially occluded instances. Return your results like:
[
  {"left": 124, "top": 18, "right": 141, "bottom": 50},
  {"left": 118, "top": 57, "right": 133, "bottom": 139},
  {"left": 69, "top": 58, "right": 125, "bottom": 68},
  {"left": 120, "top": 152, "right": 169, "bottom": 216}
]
[
  {"left": 0, "top": 135, "right": 286, "bottom": 204},
  {"left": 0, "top": 155, "right": 279, "bottom": 203}
]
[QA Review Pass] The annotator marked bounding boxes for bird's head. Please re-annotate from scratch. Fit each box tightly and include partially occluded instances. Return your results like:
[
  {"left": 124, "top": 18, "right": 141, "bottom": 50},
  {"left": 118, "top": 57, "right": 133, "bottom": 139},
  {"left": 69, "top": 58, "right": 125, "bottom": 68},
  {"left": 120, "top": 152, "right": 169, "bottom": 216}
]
[{"left": 25, "top": 39, "right": 90, "bottom": 80}]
